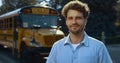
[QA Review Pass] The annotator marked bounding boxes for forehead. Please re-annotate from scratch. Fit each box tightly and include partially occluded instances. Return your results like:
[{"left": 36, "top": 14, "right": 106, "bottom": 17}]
[{"left": 67, "top": 9, "right": 83, "bottom": 17}]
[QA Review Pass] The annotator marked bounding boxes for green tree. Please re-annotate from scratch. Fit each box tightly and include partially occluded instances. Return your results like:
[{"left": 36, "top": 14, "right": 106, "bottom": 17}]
[
  {"left": 59, "top": 0, "right": 118, "bottom": 39},
  {"left": 16, "top": 0, "right": 37, "bottom": 8},
  {"left": 0, "top": 0, "right": 37, "bottom": 14},
  {"left": 0, "top": 0, "right": 14, "bottom": 14},
  {"left": 79, "top": 0, "right": 118, "bottom": 38}
]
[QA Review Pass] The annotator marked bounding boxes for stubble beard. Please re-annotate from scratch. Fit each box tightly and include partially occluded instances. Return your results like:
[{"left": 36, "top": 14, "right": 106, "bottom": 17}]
[{"left": 69, "top": 25, "right": 85, "bottom": 35}]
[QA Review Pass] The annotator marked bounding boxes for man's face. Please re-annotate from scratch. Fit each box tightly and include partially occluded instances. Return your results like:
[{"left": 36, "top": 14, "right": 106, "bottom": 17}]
[{"left": 66, "top": 9, "right": 87, "bottom": 34}]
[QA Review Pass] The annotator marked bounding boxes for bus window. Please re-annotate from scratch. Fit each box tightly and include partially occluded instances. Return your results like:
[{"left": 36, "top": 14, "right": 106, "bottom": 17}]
[
  {"left": 0, "top": 20, "right": 2, "bottom": 29},
  {"left": 6, "top": 18, "right": 9, "bottom": 29},
  {"left": 0, "top": 20, "right": 3, "bottom": 29},
  {"left": 20, "top": 14, "right": 58, "bottom": 28},
  {"left": 2, "top": 20, "right": 4, "bottom": 29},
  {"left": 4, "top": 19, "right": 7, "bottom": 29},
  {"left": 8, "top": 18, "right": 12, "bottom": 29}
]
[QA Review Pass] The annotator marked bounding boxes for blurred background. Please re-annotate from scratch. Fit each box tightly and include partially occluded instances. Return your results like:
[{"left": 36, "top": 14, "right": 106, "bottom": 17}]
[
  {"left": 0, "top": 0, "right": 120, "bottom": 63},
  {"left": 0, "top": 0, "right": 120, "bottom": 44}
]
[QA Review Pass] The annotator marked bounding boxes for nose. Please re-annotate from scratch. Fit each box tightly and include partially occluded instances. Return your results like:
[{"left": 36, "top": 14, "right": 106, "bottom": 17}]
[{"left": 72, "top": 18, "right": 77, "bottom": 24}]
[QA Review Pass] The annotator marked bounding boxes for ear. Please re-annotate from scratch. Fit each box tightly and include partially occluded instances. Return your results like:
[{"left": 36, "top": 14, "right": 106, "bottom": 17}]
[
  {"left": 66, "top": 20, "right": 68, "bottom": 26},
  {"left": 65, "top": 19, "right": 68, "bottom": 25},
  {"left": 84, "top": 17, "right": 88, "bottom": 26}
]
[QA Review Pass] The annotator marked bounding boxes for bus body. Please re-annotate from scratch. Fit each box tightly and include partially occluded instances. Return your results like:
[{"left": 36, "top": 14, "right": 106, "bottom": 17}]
[{"left": 0, "top": 6, "right": 64, "bottom": 58}]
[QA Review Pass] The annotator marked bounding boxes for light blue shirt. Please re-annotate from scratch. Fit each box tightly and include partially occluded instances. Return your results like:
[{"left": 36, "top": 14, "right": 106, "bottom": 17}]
[{"left": 46, "top": 32, "right": 113, "bottom": 63}]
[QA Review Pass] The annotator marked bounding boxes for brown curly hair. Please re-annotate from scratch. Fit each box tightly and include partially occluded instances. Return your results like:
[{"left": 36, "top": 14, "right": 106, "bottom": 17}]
[{"left": 62, "top": 1, "right": 90, "bottom": 19}]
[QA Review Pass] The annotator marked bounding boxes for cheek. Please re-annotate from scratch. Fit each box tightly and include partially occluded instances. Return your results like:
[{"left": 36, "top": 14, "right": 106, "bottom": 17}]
[
  {"left": 66, "top": 21, "right": 69, "bottom": 26},
  {"left": 79, "top": 20, "right": 86, "bottom": 25}
]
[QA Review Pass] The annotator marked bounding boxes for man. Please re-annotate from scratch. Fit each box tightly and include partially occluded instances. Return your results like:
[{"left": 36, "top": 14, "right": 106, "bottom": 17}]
[{"left": 46, "top": 1, "right": 113, "bottom": 63}]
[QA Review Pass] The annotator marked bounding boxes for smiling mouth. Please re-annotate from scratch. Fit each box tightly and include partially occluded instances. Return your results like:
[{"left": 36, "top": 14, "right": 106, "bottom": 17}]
[
  {"left": 71, "top": 26, "right": 77, "bottom": 28},
  {"left": 71, "top": 25, "right": 79, "bottom": 27},
  {"left": 70, "top": 26, "right": 79, "bottom": 30}
]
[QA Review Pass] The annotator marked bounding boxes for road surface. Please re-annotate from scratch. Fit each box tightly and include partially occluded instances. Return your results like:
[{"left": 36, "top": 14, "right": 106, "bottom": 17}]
[{"left": 0, "top": 44, "right": 120, "bottom": 63}]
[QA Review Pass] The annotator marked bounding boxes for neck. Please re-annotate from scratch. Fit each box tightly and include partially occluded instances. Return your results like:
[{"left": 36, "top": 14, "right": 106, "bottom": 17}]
[{"left": 70, "top": 31, "right": 84, "bottom": 44}]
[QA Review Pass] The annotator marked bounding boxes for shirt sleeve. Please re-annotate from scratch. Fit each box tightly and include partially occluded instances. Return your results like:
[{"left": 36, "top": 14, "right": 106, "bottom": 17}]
[
  {"left": 98, "top": 44, "right": 113, "bottom": 63},
  {"left": 46, "top": 43, "right": 57, "bottom": 63}
]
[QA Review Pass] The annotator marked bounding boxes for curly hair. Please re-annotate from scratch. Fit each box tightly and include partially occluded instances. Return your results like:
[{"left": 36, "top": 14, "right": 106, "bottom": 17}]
[{"left": 62, "top": 1, "right": 90, "bottom": 19}]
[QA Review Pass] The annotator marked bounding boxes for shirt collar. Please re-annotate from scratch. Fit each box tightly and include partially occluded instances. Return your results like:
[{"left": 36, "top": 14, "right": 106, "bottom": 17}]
[{"left": 64, "top": 32, "right": 89, "bottom": 47}]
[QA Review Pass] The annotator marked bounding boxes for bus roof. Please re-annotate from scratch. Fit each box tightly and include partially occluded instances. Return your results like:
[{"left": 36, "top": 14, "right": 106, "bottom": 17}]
[
  {"left": 0, "top": 8, "right": 21, "bottom": 19},
  {"left": 0, "top": 6, "right": 57, "bottom": 19}
]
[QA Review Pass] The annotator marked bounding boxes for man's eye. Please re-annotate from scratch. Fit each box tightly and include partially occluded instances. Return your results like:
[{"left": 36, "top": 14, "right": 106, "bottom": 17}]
[
  {"left": 67, "top": 17, "right": 73, "bottom": 20},
  {"left": 76, "top": 17, "right": 82, "bottom": 19}
]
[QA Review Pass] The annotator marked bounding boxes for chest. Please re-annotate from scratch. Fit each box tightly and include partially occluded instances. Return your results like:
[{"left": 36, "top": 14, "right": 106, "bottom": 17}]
[{"left": 56, "top": 45, "right": 98, "bottom": 63}]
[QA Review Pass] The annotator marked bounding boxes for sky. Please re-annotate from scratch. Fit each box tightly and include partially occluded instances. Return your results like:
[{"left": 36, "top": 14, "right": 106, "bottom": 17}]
[{"left": 0, "top": 0, "right": 2, "bottom": 6}]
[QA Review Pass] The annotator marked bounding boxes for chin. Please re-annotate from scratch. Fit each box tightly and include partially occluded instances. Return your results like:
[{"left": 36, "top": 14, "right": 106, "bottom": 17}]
[{"left": 70, "top": 29, "right": 84, "bottom": 34}]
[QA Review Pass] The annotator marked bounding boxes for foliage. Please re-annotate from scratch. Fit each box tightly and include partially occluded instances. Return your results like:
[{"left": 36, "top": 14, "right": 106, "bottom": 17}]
[
  {"left": 17, "top": 0, "right": 37, "bottom": 8},
  {"left": 0, "top": 0, "right": 37, "bottom": 14},
  {"left": 0, "top": 0, "right": 14, "bottom": 14},
  {"left": 80, "top": 0, "right": 118, "bottom": 38},
  {"left": 59, "top": 0, "right": 118, "bottom": 39}
]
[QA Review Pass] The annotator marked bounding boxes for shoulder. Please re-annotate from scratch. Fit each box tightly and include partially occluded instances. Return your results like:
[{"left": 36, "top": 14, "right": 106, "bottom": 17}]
[
  {"left": 52, "top": 37, "right": 67, "bottom": 47},
  {"left": 87, "top": 36, "right": 108, "bottom": 53},
  {"left": 88, "top": 36, "right": 105, "bottom": 47},
  {"left": 84, "top": 32, "right": 104, "bottom": 47}
]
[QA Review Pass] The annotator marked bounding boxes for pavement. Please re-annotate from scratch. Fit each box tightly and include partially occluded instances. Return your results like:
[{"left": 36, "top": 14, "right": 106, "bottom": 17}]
[
  {"left": 0, "top": 49, "right": 20, "bottom": 63},
  {"left": 0, "top": 44, "right": 120, "bottom": 63},
  {"left": 107, "top": 44, "right": 120, "bottom": 63}
]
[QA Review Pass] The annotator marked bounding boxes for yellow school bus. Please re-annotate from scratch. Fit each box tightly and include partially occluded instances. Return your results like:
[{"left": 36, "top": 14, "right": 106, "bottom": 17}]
[{"left": 0, "top": 5, "right": 64, "bottom": 58}]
